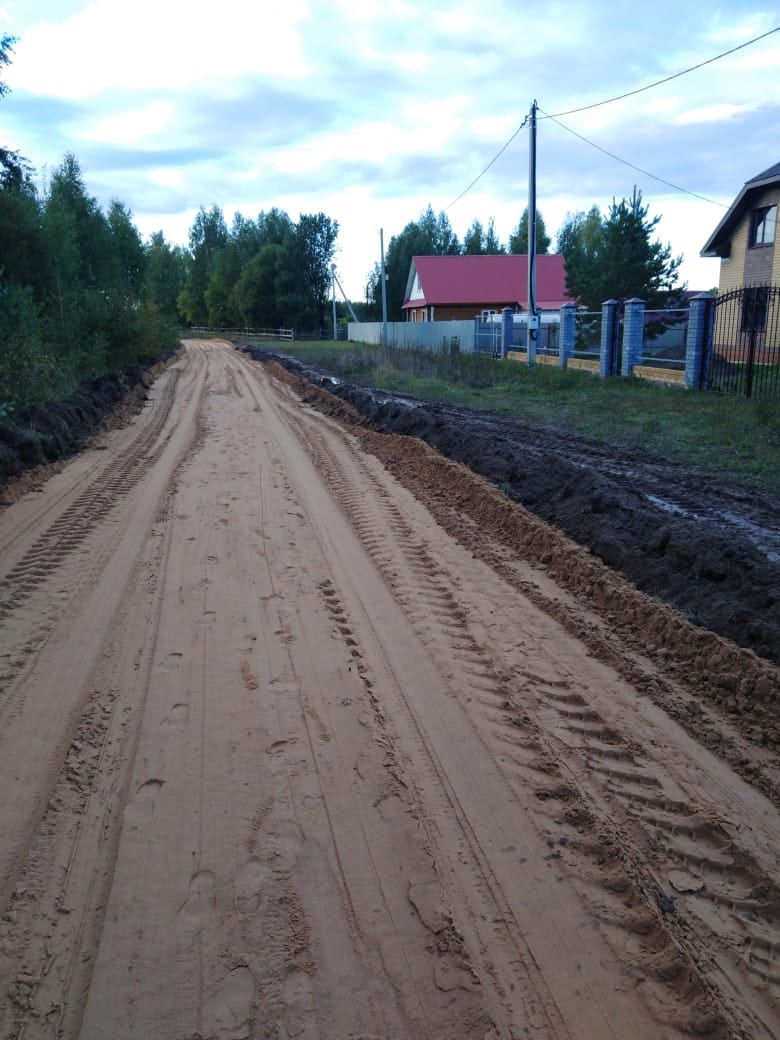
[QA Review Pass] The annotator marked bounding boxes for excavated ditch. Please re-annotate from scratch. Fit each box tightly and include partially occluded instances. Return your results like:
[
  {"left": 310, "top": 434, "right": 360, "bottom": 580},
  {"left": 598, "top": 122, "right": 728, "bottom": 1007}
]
[{"left": 246, "top": 347, "right": 780, "bottom": 667}]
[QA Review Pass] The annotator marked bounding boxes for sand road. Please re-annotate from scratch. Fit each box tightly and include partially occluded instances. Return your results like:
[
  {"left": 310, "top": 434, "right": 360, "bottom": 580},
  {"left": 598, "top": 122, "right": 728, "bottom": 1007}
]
[{"left": 0, "top": 340, "right": 777, "bottom": 1039}]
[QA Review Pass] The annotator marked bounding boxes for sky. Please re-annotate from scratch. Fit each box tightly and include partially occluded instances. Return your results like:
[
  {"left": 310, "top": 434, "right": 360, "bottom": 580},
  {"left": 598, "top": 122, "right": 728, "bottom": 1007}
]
[{"left": 1, "top": 1, "right": 779, "bottom": 302}]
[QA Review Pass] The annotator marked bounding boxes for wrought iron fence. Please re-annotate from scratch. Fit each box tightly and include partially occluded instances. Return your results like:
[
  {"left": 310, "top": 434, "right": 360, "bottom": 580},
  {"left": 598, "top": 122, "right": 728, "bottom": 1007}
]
[{"left": 708, "top": 286, "right": 780, "bottom": 400}]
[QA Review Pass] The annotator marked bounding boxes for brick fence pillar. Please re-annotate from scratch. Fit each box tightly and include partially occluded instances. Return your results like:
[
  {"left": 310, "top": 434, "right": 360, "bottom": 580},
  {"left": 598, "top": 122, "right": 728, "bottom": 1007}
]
[
  {"left": 599, "top": 299, "right": 618, "bottom": 378},
  {"left": 558, "top": 302, "right": 576, "bottom": 369},
  {"left": 621, "top": 297, "right": 645, "bottom": 377},
  {"left": 684, "top": 292, "right": 715, "bottom": 389},
  {"left": 501, "top": 307, "right": 513, "bottom": 358}
]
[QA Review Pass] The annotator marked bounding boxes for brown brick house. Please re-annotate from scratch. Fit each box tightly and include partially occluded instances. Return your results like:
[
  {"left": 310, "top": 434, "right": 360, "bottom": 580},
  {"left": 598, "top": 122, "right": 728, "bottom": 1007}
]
[
  {"left": 701, "top": 161, "right": 779, "bottom": 291},
  {"left": 401, "top": 254, "right": 572, "bottom": 321},
  {"left": 701, "top": 162, "right": 780, "bottom": 362}
]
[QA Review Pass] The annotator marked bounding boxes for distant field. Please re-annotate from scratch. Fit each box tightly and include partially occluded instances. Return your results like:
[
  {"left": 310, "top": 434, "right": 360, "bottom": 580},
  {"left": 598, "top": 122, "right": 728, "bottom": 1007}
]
[{"left": 254, "top": 340, "right": 780, "bottom": 490}]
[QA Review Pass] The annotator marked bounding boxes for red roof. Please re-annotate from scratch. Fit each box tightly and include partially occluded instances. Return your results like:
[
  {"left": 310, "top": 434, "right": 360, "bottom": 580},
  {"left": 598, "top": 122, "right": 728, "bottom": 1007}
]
[{"left": 402, "top": 254, "right": 573, "bottom": 310}]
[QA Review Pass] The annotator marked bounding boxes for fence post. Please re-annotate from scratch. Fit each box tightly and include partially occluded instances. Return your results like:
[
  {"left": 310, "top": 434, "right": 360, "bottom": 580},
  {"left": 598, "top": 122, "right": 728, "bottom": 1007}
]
[
  {"left": 558, "top": 303, "right": 576, "bottom": 369},
  {"left": 684, "top": 292, "right": 714, "bottom": 389},
  {"left": 621, "top": 297, "right": 645, "bottom": 377},
  {"left": 599, "top": 299, "right": 618, "bottom": 378},
  {"left": 501, "top": 308, "right": 513, "bottom": 359}
]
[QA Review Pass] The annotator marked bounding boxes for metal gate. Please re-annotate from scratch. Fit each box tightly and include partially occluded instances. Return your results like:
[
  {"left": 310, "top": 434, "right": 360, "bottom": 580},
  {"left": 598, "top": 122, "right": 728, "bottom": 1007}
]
[
  {"left": 474, "top": 319, "right": 502, "bottom": 357},
  {"left": 606, "top": 300, "right": 625, "bottom": 376},
  {"left": 707, "top": 285, "right": 780, "bottom": 399}
]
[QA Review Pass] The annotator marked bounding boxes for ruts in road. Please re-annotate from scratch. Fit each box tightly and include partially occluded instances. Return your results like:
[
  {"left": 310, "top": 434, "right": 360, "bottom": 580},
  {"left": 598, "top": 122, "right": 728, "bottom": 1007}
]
[{"left": 0, "top": 340, "right": 777, "bottom": 1040}]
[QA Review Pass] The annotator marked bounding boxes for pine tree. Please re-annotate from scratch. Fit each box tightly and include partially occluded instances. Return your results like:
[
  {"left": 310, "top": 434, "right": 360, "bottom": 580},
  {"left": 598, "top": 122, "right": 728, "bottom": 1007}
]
[
  {"left": 557, "top": 189, "right": 683, "bottom": 309},
  {"left": 508, "top": 207, "right": 550, "bottom": 254}
]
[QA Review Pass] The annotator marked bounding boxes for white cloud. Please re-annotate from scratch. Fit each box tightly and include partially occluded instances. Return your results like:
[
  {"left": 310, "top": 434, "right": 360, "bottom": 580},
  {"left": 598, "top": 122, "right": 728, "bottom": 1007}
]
[
  {"left": 704, "top": 11, "right": 778, "bottom": 45},
  {"left": 330, "top": 0, "right": 416, "bottom": 23},
  {"left": 147, "top": 167, "right": 184, "bottom": 188},
  {"left": 6, "top": 0, "right": 310, "bottom": 99},
  {"left": 433, "top": 7, "right": 481, "bottom": 36},
  {"left": 394, "top": 51, "right": 431, "bottom": 74},
  {"left": 76, "top": 100, "right": 175, "bottom": 146},
  {"left": 269, "top": 123, "right": 392, "bottom": 176},
  {"left": 674, "top": 102, "right": 758, "bottom": 125},
  {"left": 134, "top": 206, "right": 199, "bottom": 245},
  {"left": 653, "top": 195, "right": 726, "bottom": 290}
]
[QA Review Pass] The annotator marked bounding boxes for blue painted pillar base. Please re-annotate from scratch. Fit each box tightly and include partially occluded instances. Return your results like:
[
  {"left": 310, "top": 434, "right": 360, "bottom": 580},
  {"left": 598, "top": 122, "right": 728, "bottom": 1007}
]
[
  {"left": 559, "top": 303, "right": 576, "bottom": 369},
  {"left": 621, "top": 297, "right": 645, "bottom": 377},
  {"left": 684, "top": 293, "right": 714, "bottom": 389}
]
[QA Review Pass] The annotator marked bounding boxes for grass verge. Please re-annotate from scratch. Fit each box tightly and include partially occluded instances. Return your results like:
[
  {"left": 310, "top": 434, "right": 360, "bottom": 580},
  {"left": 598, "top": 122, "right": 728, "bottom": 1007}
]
[{"left": 252, "top": 340, "right": 780, "bottom": 490}]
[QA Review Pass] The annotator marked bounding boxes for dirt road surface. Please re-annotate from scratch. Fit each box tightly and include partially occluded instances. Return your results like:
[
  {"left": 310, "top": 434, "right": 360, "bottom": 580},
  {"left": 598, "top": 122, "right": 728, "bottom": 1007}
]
[{"left": 0, "top": 340, "right": 777, "bottom": 1039}]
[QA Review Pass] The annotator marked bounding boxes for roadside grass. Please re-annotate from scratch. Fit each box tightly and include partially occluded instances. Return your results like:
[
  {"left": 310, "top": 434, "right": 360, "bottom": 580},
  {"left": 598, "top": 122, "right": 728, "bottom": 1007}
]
[{"left": 257, "top": 340, "right": 780, "bottom": 490}]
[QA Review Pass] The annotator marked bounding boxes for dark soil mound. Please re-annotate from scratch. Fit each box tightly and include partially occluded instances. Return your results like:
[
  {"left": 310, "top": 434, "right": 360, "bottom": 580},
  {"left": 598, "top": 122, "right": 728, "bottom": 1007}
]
[
  {"left": 249, "top": 348, "right": 780, "bottom": 666},
  {"left": 0, "top": 354, "right": 175, "bottom": 488}
]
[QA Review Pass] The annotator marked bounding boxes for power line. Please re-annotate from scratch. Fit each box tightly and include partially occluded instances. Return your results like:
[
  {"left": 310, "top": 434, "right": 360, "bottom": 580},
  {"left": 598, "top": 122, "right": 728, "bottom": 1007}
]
[
  {"left": 444, "top": 115, "right": 528, "bottom": 211},
  {"left": 541, "top": 26, "right": 779, "bottom": 120},
  {"left": 442, "top": 26, "right": 776, "bottom": 210},
  {"left": 538, "top": 106, "right": 726, "bottom": 206}
]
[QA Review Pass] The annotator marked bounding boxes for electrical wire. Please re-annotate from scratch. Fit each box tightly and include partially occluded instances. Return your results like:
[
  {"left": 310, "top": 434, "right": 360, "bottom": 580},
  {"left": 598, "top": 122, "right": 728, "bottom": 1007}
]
[
  {"left": 444, "top": 116, "right": 528, "bottom": 210},
  {"left": 538, "top": 106, "right": 726, "bottom": 206},
  {"left": 443, "top": 27, "right": 775, "bottom": 209},
  {"left": 541, "top": 26, "right": 778, "bottom": 120}
]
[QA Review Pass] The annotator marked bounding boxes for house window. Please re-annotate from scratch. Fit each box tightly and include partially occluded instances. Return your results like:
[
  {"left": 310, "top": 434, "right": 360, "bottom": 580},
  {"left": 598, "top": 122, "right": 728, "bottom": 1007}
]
[{"left": 750, "top": 205, "right": 776, "bottom": 247}]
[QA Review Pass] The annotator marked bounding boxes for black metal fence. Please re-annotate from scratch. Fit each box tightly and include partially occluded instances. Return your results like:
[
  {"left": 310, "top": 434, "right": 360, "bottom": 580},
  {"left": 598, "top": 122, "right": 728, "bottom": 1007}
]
[{"left": 707, "top": 286, "right": 780, "bottom": 400}]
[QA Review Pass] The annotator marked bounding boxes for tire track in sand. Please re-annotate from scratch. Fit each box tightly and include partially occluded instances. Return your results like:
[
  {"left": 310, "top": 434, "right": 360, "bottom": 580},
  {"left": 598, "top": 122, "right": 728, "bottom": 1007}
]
[{"left": 262, "top": 358, "right": 779, "bottom": 1039}]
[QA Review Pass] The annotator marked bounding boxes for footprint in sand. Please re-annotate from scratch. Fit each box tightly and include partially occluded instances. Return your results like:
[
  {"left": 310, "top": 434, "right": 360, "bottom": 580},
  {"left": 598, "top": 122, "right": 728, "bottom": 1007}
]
[
  {"left": 202, "top": 965, "right": 256, "bottom": 1040},
  {"left": 177, "top": 869, "right": 216, "bottom": 933},
  {"left": 234, "top": 858, "right": 268, "bottom": 914},
  {"left": 123, "top": 778, "right": 165, "bottom": 826},
  {"left": 281, "top": 966, "right": 316, "bottom": 1039},
  {"left": 160, "top": 703, "right": 189, "bottom": 731},
  {"left": 256, "top": 820, "right": 305, "bottom": 874}
]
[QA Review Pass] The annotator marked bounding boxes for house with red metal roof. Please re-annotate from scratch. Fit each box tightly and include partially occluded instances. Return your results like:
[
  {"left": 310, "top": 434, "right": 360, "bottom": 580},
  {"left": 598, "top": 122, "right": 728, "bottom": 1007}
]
[{"left": 402, "top": 254, "right": 573, "bottom": 321}]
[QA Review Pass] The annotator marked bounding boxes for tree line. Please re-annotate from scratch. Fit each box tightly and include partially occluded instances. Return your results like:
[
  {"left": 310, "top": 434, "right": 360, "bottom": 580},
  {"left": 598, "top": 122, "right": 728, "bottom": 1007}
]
[
  {"left": 1, "top": 34, "right": 178, "bottom": 410},
  {"left": 0, "top": 152, "right": 340, "bottom": 412},
  {"left": 366, "top": 192, "right": 682, "bottom": 319},
  {"left": 176, "top": 205, "right": 338, "bottom": 332},
  {"left": 0, "top": 36, "right": 339, "bottom": 411},
  {"left": 0, "top": 146, "right": 182, "bottom": 411}
]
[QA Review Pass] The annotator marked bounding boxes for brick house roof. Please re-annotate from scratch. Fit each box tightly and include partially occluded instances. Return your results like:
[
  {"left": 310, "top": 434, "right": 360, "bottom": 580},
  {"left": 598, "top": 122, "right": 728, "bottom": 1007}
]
[
  {"left": 701, "top": 161, "right": 780, "bottom": 258},
  {"left": 402, "top": 254, "right": 573, "bottom": 311},
  {"left": 746, "top": 161, "right": 780, "bottom": 184}
]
